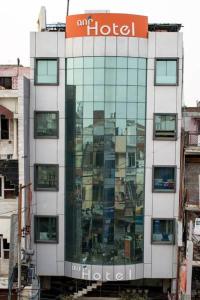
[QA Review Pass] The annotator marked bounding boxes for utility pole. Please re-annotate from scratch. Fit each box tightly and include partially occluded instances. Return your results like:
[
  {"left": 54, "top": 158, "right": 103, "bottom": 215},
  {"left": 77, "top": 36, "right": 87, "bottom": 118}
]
[
  {"left": 18, "top": 184, "right": 22, "bottom": 300},
  {"left": 17, "top": 183, "right": 32, "bottom": 300},
  {"left": 186, "top": 220, "right": 193, "bottom": 300}
]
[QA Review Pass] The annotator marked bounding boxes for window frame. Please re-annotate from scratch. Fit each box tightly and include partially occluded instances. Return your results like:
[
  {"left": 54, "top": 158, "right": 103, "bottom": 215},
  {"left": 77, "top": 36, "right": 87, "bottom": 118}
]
[
  {"left": 154, "top": 58, "right": 179, "bottom": 86},
  {"left": 151, "top": 218, "right": 175, "bottom": 245},
  {"left": 34, "top": 111, "right": 59, "bottom": 139},
  {"left": 34, "top": 164, "right": 59, "bottom": 191},
  {"left": 153, "top": 113, "right": 178, "bottom": 141},
  {"left": 34, "top": 215, "right": 59, "bottom": 243},
  {"left": 0, "top": 115, "right": 9, "bottom": 140},
  {"left": 152, "top": 165, "right": 177, "bottom": 193},
  {"left": 34, "top": 58, "right": 59, "bottom": 86}
]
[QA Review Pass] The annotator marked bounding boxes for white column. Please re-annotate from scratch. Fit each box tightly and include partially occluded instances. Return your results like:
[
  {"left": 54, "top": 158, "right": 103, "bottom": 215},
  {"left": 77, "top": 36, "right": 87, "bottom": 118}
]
[
  {"left": 0, "top": 236, "right": 4, "bottom": 258},
  {"left": 13, "top": 119, "right": 18, "bottom": 159}
]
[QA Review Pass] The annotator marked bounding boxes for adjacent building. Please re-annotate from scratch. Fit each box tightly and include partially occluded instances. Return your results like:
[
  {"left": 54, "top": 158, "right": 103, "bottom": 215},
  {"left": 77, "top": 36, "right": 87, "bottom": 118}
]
[
  {"left": 30, "top": 9, "right": 183, "bottom": 298},
  {"left": 0, "top": 65, "right": 30, "bottom": 290}
]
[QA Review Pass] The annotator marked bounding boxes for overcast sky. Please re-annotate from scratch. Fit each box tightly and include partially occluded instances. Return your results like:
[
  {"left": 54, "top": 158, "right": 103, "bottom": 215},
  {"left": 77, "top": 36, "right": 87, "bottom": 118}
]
[{"left": 0, "top": 0, "right": 199, "bottom": 106}]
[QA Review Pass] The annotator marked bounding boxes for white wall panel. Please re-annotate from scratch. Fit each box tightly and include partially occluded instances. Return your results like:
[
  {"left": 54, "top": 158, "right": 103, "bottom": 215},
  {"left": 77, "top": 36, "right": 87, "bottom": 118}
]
[
  {"left": 30, "top": 32, "right": 36, "bottom": 57},
  {"left": 36, "top": 244, "right": 57, "bottom": 275},
  {"left": 155, "top": 87, "right": 177, "bottom": 113},
  {"left": 83, "top": 37, "right": 94, "bottom": 56},
  {"left": 105, "top": 37, "right": 117, "bottom": 56},
  {"left": 144, "top": 216, "right": 152, "bottom": 263},
  {"left": 155, "top": 32, "right": 178, "bottom": 57},
  {"left": 145, "top": 119, "right": 153, "bottom": 169},
  {"left": 66, "top": 38, "right": 73, "bottom": 57},
  {"left": 58, "top": 70, "right": 65, "bottom": 118},
  {"left": 57, "top": 119, "right": 65, "bottom": 167},
  {"left": 36, "top": 32, "right": 58, "bottom": 57},
  {"left": 73, "top": 38, "right": 83, "bottom": 57},
  {"left": 58, "top": 32, "right": 65, "bottom": 57},
  {"left": 153, "top": 141, "right": 176, "bottom": 165},
  {"left": 135, "top": 264, "right": 144, "bottom": 279},
  {"left": 178, "top": 32, "right": 183, "bottom": 58},
  {"left": 57, "top": 214, "right": 65, "bottom": 261},
  {"left": 35, "top": 140, "right": 58, "bottom": 163},
  {"left": 94, "top": 37, "right": 106, "bottom": 56},
  {"left": 117, "top": 37, "right": 128, "bottom": 56},
  {"left": 145, "top": 168, "right": 153, "bottom": 215},
  {"left": 152, "top": 246, "right": 173, "bottom": 278},
  {"left": 128, "top": 38, "right": 139, "bottom": 57},
  {"left": 35, "top": 87, "right": 58, "bottom": 111},
  {"left": 30, "top": 80, "right": 35, "bottom": 118},
  {"left": 139, "top": 38, "right": 148, "bottom": 57},
  {"left": 148, "top": 32, "right": 155, "bottom": 58},
  {"left": 146, "top": 70, "right": 155, "bottom": 119},
  {"left": 152, "top": 193, "right": 174, "bottom": 218},
  {"left": 144, "top": 264, "right": 152, "bottom": 278},
  {"left": 35, "top": 192, "right": 57, "bottom": 214},
  {"left": 57, "top": 261, "right": 65, "bottom": 276}
]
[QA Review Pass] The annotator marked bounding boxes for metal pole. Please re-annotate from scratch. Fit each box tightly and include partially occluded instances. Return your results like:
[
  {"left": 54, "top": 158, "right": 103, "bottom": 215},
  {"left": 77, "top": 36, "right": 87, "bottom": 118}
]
[
  {"left": 67, "top": 0, "right": 70, "bottom": 16},
  {"left": 186, "top": 220, "right": 193, "bottom": 300},
  {"left": 18, "top": 184, "right": 22, "bottom": 300}
]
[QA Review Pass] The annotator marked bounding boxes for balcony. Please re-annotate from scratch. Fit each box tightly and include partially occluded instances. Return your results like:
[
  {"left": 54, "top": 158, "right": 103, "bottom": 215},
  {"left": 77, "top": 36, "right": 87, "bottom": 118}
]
[{"left": 184, "top": 131, "right": 200, "bottom": 147}]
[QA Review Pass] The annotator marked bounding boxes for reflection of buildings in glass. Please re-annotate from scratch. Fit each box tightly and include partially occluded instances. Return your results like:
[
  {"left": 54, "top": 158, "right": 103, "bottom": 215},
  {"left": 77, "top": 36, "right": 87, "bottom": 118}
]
[{"left": 65, "top": 57, "right": 146, "bottom": 265}]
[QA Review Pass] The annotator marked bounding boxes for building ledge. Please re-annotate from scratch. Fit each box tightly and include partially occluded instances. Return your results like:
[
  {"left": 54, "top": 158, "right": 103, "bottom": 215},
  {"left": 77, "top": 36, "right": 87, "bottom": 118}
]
[
  {"left": 185, "top": 147, "right": 200, "bottom": 155},
  {"left": 185, "top": 205, "right": 200, "bottom": 212},
  {"left": 0, "top": 89, "right": 18, "bottom": 98}
]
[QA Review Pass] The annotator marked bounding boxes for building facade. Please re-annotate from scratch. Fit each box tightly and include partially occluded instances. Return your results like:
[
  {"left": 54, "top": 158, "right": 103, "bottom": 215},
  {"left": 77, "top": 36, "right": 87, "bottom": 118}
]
[
  {"left": 0, "top": 65, "right": 30, "bottom": 290},
  {"left": 30, "top": 10, "right": 183, "bottom": 295}
]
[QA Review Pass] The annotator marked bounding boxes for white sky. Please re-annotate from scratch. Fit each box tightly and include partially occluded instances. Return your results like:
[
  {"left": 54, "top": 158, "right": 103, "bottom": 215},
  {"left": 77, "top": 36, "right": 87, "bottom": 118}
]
[{"left": 0, "top": 0, "right": 199, "bottom": 106}]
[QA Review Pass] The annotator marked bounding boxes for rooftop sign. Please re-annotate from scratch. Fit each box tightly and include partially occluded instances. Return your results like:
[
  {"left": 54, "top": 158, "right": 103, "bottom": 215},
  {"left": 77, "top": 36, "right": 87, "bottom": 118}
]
[{"left": 66, "top": 13, "right": 148, "bottom": 38}]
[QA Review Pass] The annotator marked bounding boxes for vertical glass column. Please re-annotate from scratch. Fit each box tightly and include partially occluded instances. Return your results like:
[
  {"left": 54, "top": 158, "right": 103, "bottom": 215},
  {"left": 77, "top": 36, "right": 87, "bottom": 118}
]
[{"left": 65, "top": 56, "right": 147, "bottom": 265}]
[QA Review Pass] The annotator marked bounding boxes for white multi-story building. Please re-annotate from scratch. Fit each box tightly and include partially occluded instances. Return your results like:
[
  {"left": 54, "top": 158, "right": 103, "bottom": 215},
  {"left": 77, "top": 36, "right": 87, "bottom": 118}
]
[
  {"left": 0, "top": 65, "right": 30, "bottom": 289},
  {"left": 30, "top": 9, "right": 183, "bottom": 298}
]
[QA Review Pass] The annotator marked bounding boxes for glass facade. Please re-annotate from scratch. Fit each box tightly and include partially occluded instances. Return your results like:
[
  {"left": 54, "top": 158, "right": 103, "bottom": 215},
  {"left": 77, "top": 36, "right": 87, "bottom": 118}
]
[{"left": 65, "top": 57, "right": 146, "bottom": 265}]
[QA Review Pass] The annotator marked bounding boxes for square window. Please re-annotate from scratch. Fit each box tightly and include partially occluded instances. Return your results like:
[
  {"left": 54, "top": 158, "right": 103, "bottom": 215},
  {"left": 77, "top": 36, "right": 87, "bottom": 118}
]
[
  {"left": 153, "top": 166, "right": 176, "bottom": 192},
  {"left": 35, "top": 59, "right": 58, "bottom": 85},
  {"left": 34, "top": 111, "right": 59, "bottom": 138},
  {"left": 34, "top": 216, "right": 58, "bottom": 243},
  {"left": 34, "top": 164, "right": 59, "bottom": 191},
  {"left": 155, "top": 59, "right": 178, "bottom": 85},
  {"left": 154, "top": 114, "right": 177, "bottom": 140},
  {"left": 152, "top": 219, "right": 175, "bottom": 244}
]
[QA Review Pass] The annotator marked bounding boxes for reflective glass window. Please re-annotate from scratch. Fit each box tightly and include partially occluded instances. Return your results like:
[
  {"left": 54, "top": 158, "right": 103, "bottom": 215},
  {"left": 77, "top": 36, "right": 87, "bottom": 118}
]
[
  {"left": 34, "top": 164, "right": 58, "bottom": 191},
  {"left": 116, "top": 86, "right": 127, "bottom": 102},
  {"left": 84, "top": 86, "right": 93, "bottom": 101},
  {"left": 74, "top": 57, "right": 83, "bottom": 68},
  {"left": 84, "top": 69, "right": 93, "bottom": 85},
  {"left": 94, "top": 69, "right": 104, "bottom": 85},
  {"left": 155, "top": 59, "right": 178, "bottom": 85},
  {"left": 105, "top": 86, "right": 116, "bottom": 102},
  {"left": 128, "top": 69, "right": 137, "bottom": 85},
  {"left": 105, "top": 57, "right": 116, "bottom": 68},
  {"left": 116, "top": 103, "right": 126, "bottom": 118},
  {"left": 34, "top": 111, "right": 59, "bottom": 138},
  {"left": 36, "top": 59, "right": 58, "bottom": 84},
  {"left": 35, "top": 216, "right": 58, "bottom": 243},
  {"left": 84, "top": 57, "right": 93, "bottom": 68},
  {"left": 154, "top": 114, "right": 177, "bottom": 140},
  {"left": 152, "top": 219, "right": 175, "bottom": 244},
  {"left": 127, "top": 86, "right": 137, "bottom": 102},
  {"left": 117, "top": 69, "right": 127, "bottom": 85},
  {"left": 153, "top": 166, "right": 176, "bottom": 192},
  {"left": 94, "top": 86, "right": 104, "bottom": 101},
  {"left": 94, "top": 57, "right": 105, "bottom": 68},
  {"left": 105, "top": 69, "right": 116, "bottom": 85}
]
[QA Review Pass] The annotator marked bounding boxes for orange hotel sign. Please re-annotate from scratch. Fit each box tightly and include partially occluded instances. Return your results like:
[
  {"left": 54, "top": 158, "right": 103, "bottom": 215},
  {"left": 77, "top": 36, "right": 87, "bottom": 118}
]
[{"left": 66, "top": 13, "right": 148, "bottom": 38}]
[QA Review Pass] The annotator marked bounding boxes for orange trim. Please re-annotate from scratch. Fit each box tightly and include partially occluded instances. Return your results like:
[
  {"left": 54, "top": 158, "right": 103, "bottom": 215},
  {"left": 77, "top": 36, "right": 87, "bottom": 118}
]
[{"left": 66, "top": 13, "right": 148, "bottom": 38}]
